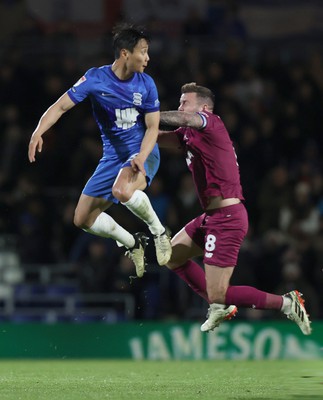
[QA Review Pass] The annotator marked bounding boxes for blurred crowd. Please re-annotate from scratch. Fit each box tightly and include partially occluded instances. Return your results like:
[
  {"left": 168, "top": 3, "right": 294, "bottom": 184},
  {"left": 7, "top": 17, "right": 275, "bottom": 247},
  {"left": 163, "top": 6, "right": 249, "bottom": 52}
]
[{"left": 1, "top": 4, "right": 323, "bottom": 321}]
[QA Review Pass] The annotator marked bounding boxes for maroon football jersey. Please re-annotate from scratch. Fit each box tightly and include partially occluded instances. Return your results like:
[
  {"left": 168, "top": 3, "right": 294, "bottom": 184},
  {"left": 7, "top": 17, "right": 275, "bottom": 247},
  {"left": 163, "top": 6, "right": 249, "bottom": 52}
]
[{"left": 176, "top": 111, "right": 244, "bottom": 210}]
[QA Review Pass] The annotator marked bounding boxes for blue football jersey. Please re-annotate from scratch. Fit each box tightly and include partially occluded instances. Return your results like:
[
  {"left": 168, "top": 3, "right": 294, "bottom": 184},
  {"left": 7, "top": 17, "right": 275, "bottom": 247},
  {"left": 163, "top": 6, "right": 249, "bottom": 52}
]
[{"left": 67, "top": 65, "right": 160, "bottom": 159}]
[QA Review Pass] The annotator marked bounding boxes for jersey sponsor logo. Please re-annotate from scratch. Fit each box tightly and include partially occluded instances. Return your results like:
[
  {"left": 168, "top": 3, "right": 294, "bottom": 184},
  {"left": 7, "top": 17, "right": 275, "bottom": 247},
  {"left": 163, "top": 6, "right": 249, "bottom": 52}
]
[
  {"left": 115, "top": 108, "right": 139, "bottom": 129},
  {"left": 154, "top": 99, "right": 160, "bottom": 107},
  {"left": 133, "top": 93, "right": 142, "bottom": 106}
]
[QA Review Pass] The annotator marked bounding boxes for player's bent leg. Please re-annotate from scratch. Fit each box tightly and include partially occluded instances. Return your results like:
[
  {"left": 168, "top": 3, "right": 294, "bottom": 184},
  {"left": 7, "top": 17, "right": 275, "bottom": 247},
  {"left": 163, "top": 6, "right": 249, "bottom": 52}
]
[
  {"left": 166, "top": 227, "right": 203, "bottom": 269},
  {"left": 123, "top": 190, "right": 172, "bottom": 265},
  {"left": 201, "top": 264, "right": 237, "bottom": 332},
  {"left": 74, "top": 194, "right": 112, "bottom": 229},
  {"left": 115, "top": 167, "right": 172, "bottom": 265},
  {"left": 74, "top": 194, "right": 146, "bottom": 277},
  {"left": 112, "top": 167, "right": 147, "bottom": 203},
  {"left": 205, "top": 264, "right": 234, "bottom": 304},
  {"left": 166, "top": 228, "right": 209, "bottom": 301}
]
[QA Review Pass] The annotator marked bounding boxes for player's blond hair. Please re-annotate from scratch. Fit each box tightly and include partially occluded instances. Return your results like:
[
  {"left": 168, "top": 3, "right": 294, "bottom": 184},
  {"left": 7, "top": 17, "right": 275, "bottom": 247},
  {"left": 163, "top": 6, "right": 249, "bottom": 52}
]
[{"left": 181, "top": 82, "right": 215, "bottom": 111}]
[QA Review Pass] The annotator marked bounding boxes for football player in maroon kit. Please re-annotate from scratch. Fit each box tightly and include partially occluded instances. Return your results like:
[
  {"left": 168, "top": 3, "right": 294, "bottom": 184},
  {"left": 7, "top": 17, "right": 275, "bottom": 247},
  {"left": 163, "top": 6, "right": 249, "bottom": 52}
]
[{"left": 158, "top": 82, "right": 311, "bottom": 335}]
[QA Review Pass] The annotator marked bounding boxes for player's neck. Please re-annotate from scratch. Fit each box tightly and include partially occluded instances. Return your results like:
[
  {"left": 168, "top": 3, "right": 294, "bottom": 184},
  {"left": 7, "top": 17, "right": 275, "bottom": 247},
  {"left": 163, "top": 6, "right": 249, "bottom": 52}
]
[{"left": 111, "top": 60, "right": 134, "bottom": 81}]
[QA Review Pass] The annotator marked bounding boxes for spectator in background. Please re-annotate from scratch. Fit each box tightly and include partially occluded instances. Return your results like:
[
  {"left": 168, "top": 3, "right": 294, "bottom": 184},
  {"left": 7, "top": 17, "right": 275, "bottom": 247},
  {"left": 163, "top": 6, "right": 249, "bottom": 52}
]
[
  {"left": 257, "top": 165, "right": 292, "bottom": 234},
  {"left": 223, "top": 2, "right": 248, "bottom": 42},
  {"left": 275, "top": 245, "right": 319, "bottom": 319},
  {"left": 77, "top": 238, "right": 117, "bottom": 293},
  {"left": 17, "top": 196, "right": 54, "bottom": 263},
  {"left": 167, "top": 172, "right": 201, "bottom": 234},
  {"left": 113, "top": 254, "right": 144, "bottom": 319},
  {"left": 280, "top": 181, "right": 320, "bottom": 237},
  {"left": 146, "top": 176, "right": 170, "bottom": 227},
  {"left": 182, "top": 7, "right": 211, "bottom": 39}
]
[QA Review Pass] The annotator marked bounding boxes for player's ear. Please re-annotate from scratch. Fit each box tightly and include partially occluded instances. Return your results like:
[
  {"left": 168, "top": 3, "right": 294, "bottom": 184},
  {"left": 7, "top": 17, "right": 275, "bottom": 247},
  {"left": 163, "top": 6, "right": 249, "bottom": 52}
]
[{"left": 120, "top": 48, "right": 128, "bottom": 59}]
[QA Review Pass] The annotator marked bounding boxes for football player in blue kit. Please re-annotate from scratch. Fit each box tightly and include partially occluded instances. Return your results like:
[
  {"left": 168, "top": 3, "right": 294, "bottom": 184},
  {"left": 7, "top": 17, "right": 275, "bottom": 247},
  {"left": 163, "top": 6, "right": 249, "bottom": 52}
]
[{"left": 28, "top": 23, "right": 172, "bottom": 277}]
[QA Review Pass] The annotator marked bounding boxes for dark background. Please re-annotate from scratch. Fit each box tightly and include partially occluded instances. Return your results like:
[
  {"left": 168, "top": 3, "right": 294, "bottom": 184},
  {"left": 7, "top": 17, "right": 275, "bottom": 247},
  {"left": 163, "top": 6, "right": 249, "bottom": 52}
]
[{"left": 0, "top": 0, "right": 323, "bottom": 322}]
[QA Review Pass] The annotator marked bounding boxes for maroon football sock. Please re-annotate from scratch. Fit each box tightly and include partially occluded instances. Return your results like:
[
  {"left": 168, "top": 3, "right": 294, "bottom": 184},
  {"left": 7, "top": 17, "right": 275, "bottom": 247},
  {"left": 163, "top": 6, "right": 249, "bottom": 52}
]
[
  {"left": 225, "top": 285, "right": 283, "bottom": 310},
  {"left": 173, "top": 261, "right": 209, "bottom": 302}
]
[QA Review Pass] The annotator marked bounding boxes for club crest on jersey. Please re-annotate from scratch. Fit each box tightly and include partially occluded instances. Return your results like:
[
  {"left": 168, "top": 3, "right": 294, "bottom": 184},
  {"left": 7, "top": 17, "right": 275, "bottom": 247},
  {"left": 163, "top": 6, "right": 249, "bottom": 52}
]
[
  {"left": 133, "top": 93, "right": 142, "bottom": 106},
  {"left": 186, "top": 150, "right": 194, "bottom": 166}
]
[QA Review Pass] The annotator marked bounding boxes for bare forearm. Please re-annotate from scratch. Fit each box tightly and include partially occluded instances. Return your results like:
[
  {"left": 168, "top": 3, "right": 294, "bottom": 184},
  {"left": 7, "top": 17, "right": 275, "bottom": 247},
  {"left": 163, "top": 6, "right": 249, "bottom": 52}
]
[
  {"left": 31, "top": 93, "right": 74, "bottom": 138},
  {"left": 160, "top": 111, "right": 202, "bottom": 128},
  {"left": 140, "top": 110, "right": 159, "bottom": 160},
  {"left": 32, "top": 105, "right": 65, "bottom": 137},
  {"left": 140, "top": 127, "right": 158, "bottom": 160},
  {"left": 28, "top": 93, "right": 75, "bottom": 162}
]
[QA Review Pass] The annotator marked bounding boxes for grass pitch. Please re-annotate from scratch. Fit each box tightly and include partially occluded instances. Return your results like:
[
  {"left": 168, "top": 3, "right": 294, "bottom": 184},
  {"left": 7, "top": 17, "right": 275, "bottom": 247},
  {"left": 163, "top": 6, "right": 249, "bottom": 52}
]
[{"left": 0, "top": 359, "right": 322, "bottom": 399}]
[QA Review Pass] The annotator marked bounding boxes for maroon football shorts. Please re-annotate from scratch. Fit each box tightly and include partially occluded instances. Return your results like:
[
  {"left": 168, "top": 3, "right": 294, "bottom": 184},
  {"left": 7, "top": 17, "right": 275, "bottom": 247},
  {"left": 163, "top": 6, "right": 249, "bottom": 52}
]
[{"left": 185, "top": 203, "right": 248, "bottom": 267}]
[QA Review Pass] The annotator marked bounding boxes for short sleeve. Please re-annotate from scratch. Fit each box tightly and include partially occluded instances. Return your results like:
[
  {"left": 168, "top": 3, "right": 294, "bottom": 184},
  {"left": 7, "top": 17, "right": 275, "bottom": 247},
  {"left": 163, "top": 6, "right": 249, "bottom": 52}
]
[
  {"left": 67, "top": 68, "right": 97, "bottom": 104},
  {"left": 143, "top": 76, "right": 160, "bottom": 113}
]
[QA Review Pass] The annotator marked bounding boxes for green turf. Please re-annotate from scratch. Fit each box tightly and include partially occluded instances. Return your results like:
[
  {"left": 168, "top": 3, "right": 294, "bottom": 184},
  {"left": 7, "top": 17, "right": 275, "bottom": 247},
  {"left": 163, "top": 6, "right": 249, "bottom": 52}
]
[{"left": 0, "top": 359, "right": 322, "bottom": 399}]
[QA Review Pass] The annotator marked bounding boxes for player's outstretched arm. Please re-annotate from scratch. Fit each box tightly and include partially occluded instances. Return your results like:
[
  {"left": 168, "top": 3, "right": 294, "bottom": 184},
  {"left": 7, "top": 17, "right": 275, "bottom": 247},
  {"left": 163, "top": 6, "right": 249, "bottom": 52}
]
[
  {"left": 160, "top": 111, "right": 204, "bottom": 129},
  {"left": 28, "top": 93, "right": 76, "bottom": 162}
]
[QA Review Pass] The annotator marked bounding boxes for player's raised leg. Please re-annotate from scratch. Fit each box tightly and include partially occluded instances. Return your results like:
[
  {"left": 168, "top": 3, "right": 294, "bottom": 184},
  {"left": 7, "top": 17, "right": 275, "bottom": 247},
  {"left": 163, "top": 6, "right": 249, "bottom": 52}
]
[
  {"left": 113, "top": 165, "right": 172, "bottom": 266},
  {"left": 74, "top": 194, "right": 146, "bottom": 277},
  {"left": 166, "top": 227, "right": 208, "bottom": 300},
  {"left": 165, "top": 227, "right": 236, "bottom": 322},
  {"left": 202, "top": 265, "right": 312, "bottom": 334}
]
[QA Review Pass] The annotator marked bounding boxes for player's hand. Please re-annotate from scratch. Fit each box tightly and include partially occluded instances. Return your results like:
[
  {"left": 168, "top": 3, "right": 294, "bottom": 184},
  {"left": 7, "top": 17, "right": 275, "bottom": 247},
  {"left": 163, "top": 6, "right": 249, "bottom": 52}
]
[
  {"left": 131, "top": 154, "right": 146, "bottom": 176},
  {"left": 28, "top": 135, "right": 43, "bottom": 163}
]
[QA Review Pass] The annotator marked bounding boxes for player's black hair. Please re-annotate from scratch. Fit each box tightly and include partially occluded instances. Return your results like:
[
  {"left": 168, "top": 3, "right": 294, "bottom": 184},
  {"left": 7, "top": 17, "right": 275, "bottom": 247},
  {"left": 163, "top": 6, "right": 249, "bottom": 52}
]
[
  {"left": 181, "top": 82, "right": 215, "bottom": 111},
  {"left": 112, "top": 23, "right": 150, "bottom": 58}
]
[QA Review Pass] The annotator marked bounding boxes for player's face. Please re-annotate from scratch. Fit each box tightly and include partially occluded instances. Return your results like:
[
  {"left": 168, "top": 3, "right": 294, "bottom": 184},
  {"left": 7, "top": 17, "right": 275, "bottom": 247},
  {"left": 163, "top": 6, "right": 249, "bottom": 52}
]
[
  {"left": 126, "top": 39, "right": 150, "bottom": 73},
  {"left": 178, "top": 92, "right": 203, "bottom": 112}
]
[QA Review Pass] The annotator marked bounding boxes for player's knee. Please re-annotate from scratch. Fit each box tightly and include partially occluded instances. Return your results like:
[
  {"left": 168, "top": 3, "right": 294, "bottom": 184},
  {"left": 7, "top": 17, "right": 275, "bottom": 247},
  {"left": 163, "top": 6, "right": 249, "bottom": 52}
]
[
  {"left": 112, "top": 186, "right": 132, "bottom": 203},
  {"left": 73, "top": 211, "right": 89, "bottom": 230}
]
